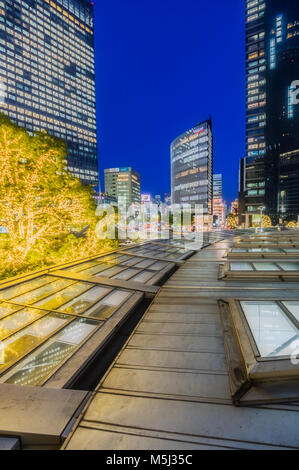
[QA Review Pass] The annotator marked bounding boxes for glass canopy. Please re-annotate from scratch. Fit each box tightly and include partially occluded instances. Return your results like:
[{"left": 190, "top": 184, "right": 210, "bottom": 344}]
[
  {"left": 240, "top": 301, "right": 299, "bottom": 358},
  {"left": 0, "top": 240, "right": 189, "bottom": 387}
]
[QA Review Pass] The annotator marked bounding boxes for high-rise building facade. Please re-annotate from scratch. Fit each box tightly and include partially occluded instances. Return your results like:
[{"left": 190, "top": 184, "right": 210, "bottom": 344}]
[
  {"left": 213, "top": 174, "right": 222, "bottom": 199},
  {"left": 240, "top": 0, "right": 299, "bottom": 226},
  {"left": 0, "top": 0, "right": 98, "bottom": 185},
  {"left": 212, "top": 174, "right": 225, "bottom": 227},
  {"left": 104, "top": 167, "right": 141, "bottom": 207},
  {"left": 171, "top": 119, "right": 213, "bottom": 217}
]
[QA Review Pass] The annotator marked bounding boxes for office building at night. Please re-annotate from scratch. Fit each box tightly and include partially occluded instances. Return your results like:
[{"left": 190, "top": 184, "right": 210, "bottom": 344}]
[
  {"left": 0, "top": 0, "right": 98, "bottom": 185},
  {"left": 213, "top": 174, "right": 225, "bottom": 227},
  {"left": 171, "top": 119, "right": 213, "bottom": 220},
  {"left": 240, "top": 0, "right": 299, "bottom": 226},
  {"left": 104, "top": 167, "right": 141, "bottom": 207}
]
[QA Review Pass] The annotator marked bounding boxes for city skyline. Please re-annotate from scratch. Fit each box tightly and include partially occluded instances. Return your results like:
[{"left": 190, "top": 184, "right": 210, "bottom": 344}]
[{"left": 94, "top": 0, "right": 245, "bottom": 204}]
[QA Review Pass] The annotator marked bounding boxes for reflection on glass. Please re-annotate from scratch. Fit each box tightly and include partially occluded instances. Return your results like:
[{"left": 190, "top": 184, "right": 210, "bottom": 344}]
[
  {"left": 0, "top": 313, "right": 70, "bottom": 370},
  {"left": 97, "top": 255, "right": 119, "bottom": 266},
  {"left": 99, "top": 266, "right": 125, "bottom": 277},
  {"left": 119, "top": 257, "right": 141, "bottom": 266},
  {"left": 253, "top": 263, "right": 280, "bottom": 271},
  {"left": 284, "top": 248, "right": 299, "bottom": 253},
  {"left": 78, "top": 263, "right": 109, "bottom": 276},
  {"left": 278, "top": 262, "right": 299, "bottom": 271},
  {"left": 241, "top": 301, "right": 299, "bottom": 357},
  {"left": 230, "top": 263, "right": 253, "bottom": 271},
  {"left": 150, "top": 261, "right": 168, "bottom": 270},
  {"left": 0, "top": 276, "right": 53, "bottom": 301},
  {"left": 63, "top": 260, "right": 100, "bottom": 272},
  {"left": 282, "top": 301, "right": 299, "bottom": 322},
  {"left": 84, "top": 290, "right": 131, "bottom": 320},
  {"left": 130, "top": 271, "right": 154, "bottom": 283},
  {"left": 33, "top": 282, "right": 92, "bottom": 311},
  {"left": 12, "top": 278, "right": 74, "bottom": 305},
  {"left": 2, "top": 318, "right": 98, "bottom": 386},
  {"left": 113, "top": 268, "right": 138, "bottom": 280},
  {"left": 57, "top": 286, "right": 111, "bottom": 314},
  {"left": 134, "top": 259, "right": 155, "bottom": 269},
  {"left": 232, "top": 248, "right": 247, "bottom": 253},
  {"left": 0, "top": 308, "right": 45, "bottom": 340},
  {"left": 0, "top": 302, "right": 22, "bottom": 319}
]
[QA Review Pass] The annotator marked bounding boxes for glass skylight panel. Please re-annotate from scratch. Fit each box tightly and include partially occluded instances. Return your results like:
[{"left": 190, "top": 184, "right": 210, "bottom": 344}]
[
  {"left": 148, "top": 261, "right": 169, "bottom": 270},
  {"left": 253, "top": 262, "right": 280, "bottom": 271},
  {"left": 0, "top": 312, "right": 71, "bottom": 372},
  {"left": 0, "top": 308, "right": 46, "bottom": 340},
  {"left": 63, "top": 260, "right": 101, "bottom": 272},
  {"left": 97, "top": 266, "right": 125, "bottom": 277},
  {"left": 283, "top": 248, "right": 299, "bottom": 253},
  {"left": 112, "top": 268, "right": 139, "bottom": 281},
  {"left": 134, "top": 259, "right": 155, "bottom": 269},
  {"left": 0, "top": 302, "right": 23, "bottom": 320},
  {"left": 282, "top": 302, "right": 299, "bottom": 322},
  {"left": 83, "top": 290, "right": 131, "bottom": 320},
  {"left": 0, "top": 276, "right": 55, "bottom": 301},
  {"left": 11, "top": 278, "right": 74, "bottom": 305},
  {"left": 119, "top": 257, "right": 142, "bottom": 266},
  {"left": 129, "top": 271, "right": 154, "bottom": 283},
  {"left": 2, "top": 318, "right": 99, "bottom": 387},
  {"left": 230, "top": 263, "right": 254, "bottom": 271},
  {"left": 277, "top": 262, "right": 299, "bottom": 271},
  {"left": 33, "top": 282, "right": 93, "bottom": 310},
  {"left": 56, "top": 285, "right": 111, "bottom": 315},
  {"left": 77, "top": 263, "right": 112, "bottom": 276},
  {"left": 232, "top": 248, "right": 247, "bottom": 252},
  {"left": 240, "top": 301, "right": 299, "bottom": 357}
]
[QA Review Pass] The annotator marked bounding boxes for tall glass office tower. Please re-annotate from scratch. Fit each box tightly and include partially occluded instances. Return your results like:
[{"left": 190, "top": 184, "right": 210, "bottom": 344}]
[
  {"left": 240, "top": 0, "right": 299, "bottom": 226},
  {"left": 171, "top": 119, "right": 213, "bottom": 218},
  {"left": 104, "top": 167, "right": 141, "bottom": 207},
  {"left": 0, "top": 0, "right": 98, "bottom": 186}
]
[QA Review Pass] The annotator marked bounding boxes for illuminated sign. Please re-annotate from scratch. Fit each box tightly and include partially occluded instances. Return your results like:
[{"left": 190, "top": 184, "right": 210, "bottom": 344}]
[{"left": 193, "top": 127, "right": 205, "bottom": 134}]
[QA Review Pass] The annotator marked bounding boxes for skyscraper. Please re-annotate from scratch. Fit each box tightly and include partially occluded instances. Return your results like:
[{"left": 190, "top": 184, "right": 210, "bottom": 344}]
[
  {"left": 104, "top": 167, "right": 141, "bottom": 207},
  {"left": 213, "top": 174, "right": 225, "bottom": 227},
  {"left": 240, "top": 0, "right": 299, "bottom": 226},
  {"left": 213, "top": 174, "right": 222, "bottom": 199},
  {"left": 171, "top": 119, "right": 213, "bottom": 220},
  {"left": 0, "top": 0, "right": 98, "bottom": 186}
]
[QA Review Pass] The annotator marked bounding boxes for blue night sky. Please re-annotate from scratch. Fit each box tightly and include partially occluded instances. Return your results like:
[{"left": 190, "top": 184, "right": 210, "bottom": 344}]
[{"left": 94, "top": 0, "right": 245, "bottom": 205}]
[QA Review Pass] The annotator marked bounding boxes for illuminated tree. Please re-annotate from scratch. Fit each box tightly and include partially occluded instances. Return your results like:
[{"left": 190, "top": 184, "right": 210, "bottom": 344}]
[
  {"left": 262, "top": 215, "right": 272, "bottom": 228},
  {"left": 0, "top": 113, "right": 115, "bottom": 278},
  {"left": 286, "top": 221, "right": 298, "bottom": 228},
  {"left": 226, "top": 214, "right": 238, "bottom": 229}
]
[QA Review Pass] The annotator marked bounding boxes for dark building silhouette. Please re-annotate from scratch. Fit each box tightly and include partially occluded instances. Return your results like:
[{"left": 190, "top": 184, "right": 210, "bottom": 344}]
[{"left": 240, "top": 0, "right": 299, "bottom": 226}]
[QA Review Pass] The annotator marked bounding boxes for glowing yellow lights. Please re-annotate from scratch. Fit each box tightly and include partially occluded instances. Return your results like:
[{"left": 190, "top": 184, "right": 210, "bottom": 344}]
[{"left": 0, "top": 114, "right": 116, "bottom": 280}]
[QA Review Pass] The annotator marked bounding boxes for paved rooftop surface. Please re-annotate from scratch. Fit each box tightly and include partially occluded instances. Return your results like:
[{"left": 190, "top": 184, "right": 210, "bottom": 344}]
[{"left": 63, "top": 236, "right": 299, "bottom": 450}]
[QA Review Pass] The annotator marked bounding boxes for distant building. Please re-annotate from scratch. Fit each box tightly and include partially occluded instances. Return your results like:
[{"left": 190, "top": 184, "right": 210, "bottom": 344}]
[
  {"left": 97, "top": 193, "right": 118, "bottom": 207},
  {"left": 153, "top": 195, "right": 162, "bottom": 206},
  {"left": 104, "top": 167, "right": 141, "bottom": 207},
  {"left": 171, "top": 119, "right": 213, "bottom": 224},
  {"left": 213, "top": 174, "right": 225, "bottom": 227},
  {"left": 213, "top": 174, "right": 223, "bottom": 199},
  {"left": 141, "top": 194, "right": 151, "bottom": 203},
  {"left": 164, "top": 193, "right": 171, "bottom": 206}
]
